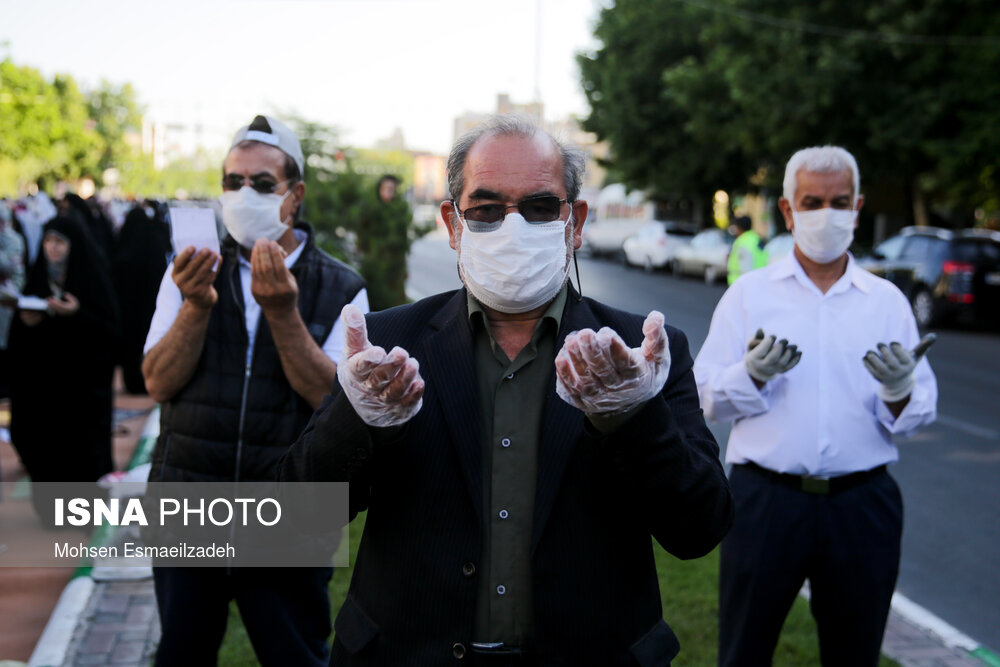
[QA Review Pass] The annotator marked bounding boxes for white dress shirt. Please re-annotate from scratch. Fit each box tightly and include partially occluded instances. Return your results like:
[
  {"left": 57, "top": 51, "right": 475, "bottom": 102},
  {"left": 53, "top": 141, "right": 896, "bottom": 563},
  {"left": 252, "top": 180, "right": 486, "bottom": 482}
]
[
  {"left": 143, "top": 229, "right": 370, "bottom": 366},
  {"left": 694, "top": 252, "right": 937, "bottom": 477}
]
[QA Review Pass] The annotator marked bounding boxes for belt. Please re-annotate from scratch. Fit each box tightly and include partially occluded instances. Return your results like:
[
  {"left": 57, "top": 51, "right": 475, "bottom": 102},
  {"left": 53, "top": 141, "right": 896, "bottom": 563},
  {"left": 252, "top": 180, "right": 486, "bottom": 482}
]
[
  {"left": 470, "top": 642, "right": 527, "bottom": 656},
  {"left": 468, "top": 642, "right": 533, "bottom": 663},
  {"left": 738, "top": 461, "right": 887, "bottom": 495}
]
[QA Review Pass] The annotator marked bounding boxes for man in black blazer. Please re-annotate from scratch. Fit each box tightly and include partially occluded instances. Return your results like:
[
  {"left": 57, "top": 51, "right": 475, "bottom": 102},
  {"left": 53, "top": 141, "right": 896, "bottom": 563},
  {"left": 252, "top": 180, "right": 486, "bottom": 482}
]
[{"left": 279, "top": 115, "right": 733, "bottom": 666}]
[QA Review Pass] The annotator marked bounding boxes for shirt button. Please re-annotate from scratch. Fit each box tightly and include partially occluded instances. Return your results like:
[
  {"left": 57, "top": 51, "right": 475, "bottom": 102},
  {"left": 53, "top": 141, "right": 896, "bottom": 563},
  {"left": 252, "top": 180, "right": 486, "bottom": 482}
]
[
  {"left": 497, "top": 584, "right": 506, "bottom": 596},
  {"left": 505, "top": 373, "right": 515, "bottom": 380},
  {"left": 498, "top": 509, "right": 509, "bottom": 519},
  {"left": 452, "top": 642, "right": 467, "bottom": 659},
  {"left": 501, "top": 438, "right": 511, "bottom": 448},
  {"left": 462, "top": 561, "right": 476, "bottom": 577}
]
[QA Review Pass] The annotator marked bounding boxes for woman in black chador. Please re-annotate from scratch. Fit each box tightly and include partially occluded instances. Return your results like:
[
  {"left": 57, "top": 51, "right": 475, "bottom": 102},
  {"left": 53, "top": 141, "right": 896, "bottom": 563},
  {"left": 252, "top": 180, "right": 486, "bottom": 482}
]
[
  {"left": 8, "top": 215, "right": 120, "bottom": 500},
  {"left": 113, "top": 204, "right": 169, "bottom": 394},
  {"left": 61, "top": 193, "right": 114, "bottom": 267}
]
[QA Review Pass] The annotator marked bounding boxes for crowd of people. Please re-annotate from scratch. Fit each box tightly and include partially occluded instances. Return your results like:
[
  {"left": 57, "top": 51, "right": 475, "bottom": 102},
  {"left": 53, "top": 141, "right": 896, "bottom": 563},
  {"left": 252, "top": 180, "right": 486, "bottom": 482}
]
[
  {"left": 0, "top": 191, "right": 172, "bottom": 510},
  {"left": 0, "top": 113, "right": 940, "bottom": 667}
]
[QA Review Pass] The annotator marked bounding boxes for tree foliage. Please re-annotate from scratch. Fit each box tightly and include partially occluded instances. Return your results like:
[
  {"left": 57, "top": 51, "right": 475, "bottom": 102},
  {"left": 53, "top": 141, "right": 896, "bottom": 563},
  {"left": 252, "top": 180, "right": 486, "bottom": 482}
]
[
  {"left": 87, "top": 80, "right": 144, "bottom": 175},
  {"left": 579, "top": 0, "right": 1000, "bottom": 225},
  {"left": 0, "top": 59, "right": 102, "bottom": 192},
  {"left": 289, "top": 115, "right": 415, "bottom": 308},
  {"left": 357, "top": 193, "right": 412, "bottom": 310},
  {"left": 0, "top": 59, "right": 145, "bottom": 195}
]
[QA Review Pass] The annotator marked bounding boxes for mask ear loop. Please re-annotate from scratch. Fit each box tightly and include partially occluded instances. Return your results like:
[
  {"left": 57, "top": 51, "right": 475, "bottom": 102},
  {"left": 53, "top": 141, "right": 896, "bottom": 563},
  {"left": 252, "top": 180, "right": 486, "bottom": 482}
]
[
  {"left": 572, "top": 249, "right": 583, "bottom": 302},
  {"left": 568, "top": 209, "right": 583, "bottom": 301},
  {"left": 566, "top": 209, "right": 583, "bottom": 303}
]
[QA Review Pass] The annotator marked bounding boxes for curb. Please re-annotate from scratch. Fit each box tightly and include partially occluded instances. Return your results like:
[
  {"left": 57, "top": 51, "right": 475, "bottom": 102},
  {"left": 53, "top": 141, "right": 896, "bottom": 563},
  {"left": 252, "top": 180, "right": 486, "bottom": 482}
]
[
  {"left": 27, "top": 407, "right": 159, "bottom": 667},
  {"left": 26, "top": 577, "right": 94, "bottom": 667},
  {"left": 892, "top": 592, "right": 978, "bottom": 651},
  {"left": 888, "top": 592, "right": 999, "bottom": 666}
]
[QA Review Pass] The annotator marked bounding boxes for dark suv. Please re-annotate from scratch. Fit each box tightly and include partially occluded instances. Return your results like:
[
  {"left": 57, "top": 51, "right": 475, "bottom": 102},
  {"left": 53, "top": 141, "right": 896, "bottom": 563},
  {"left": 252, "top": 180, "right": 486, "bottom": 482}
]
[{"left": 859, "top": 226, "right": 1000, "bottom": 329}]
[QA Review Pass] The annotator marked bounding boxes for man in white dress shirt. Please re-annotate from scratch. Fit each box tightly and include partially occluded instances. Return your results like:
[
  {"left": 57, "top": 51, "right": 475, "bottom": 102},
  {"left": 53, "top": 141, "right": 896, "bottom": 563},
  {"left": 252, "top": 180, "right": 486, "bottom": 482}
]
[{"left": 694, "top": 145, "right": 937, "bottom": 666}]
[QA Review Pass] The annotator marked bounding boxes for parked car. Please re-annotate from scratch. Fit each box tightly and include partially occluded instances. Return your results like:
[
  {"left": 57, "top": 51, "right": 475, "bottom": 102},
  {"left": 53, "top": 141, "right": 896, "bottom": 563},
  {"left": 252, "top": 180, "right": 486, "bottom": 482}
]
[
  {"left": 671, "top": 228, "right": 734, "bottom": 284},
  {"left": 857, "top": 226, "right": 1000, "bottom": 328},
  {"left": 622, "top": 221, "right": 695, "bottom": 271},
  {"left": 581, "top": 183, "right": 651, "bottom": 257},
  {"left": 764, "top": 232, "right": 794, "bottom": 264}
]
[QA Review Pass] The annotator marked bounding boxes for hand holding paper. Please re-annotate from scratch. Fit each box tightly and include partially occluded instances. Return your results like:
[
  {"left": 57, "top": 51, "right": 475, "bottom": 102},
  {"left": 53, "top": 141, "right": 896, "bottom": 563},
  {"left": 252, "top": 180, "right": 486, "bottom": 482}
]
[
  {"left": 46, "top": 292, "right": 79, "bottom": 317},
  {"left": 172, "top": 246, "right": 219, "bottom": 310}
]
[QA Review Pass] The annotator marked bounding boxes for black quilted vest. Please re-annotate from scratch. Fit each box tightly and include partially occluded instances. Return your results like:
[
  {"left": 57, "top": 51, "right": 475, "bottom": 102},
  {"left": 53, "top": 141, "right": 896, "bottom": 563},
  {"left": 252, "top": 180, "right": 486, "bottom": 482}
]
[{"left": 149, "top": 222, "right": 365, "bottom": 482}]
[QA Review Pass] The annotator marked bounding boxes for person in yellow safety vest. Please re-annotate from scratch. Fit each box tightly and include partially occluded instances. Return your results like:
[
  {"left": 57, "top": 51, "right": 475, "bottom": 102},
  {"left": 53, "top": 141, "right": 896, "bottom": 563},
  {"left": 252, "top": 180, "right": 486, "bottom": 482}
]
[{"left": 727, "top": 215, "right": 768, "bottom": 284}]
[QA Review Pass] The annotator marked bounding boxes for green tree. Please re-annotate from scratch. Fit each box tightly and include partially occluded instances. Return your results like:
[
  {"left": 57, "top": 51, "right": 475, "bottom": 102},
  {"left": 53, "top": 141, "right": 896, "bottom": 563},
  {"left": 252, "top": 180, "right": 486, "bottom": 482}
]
[
  {"left": 87, "top": 80, "right": 144, "bottom": 179},
  {"left": 288, "top": 116, "right": 367, "bottom": 260},
  {"left": 578, "top": 0, "right": 755, "bottom": 221},
  {"left": 287, "top": 114, "right": 417, "bottom": 307},
  {"left": 0, "top": 59, "right": 101, "bottom": 193},
  {"left": 357, "top": 188, "right": 412, "bottom": 310},
  {"left": 116, "top": 149, "right": 221, "bottom": 200},
  {"left": 579, "top": 0, "right": 1000, "bottom": 225}
]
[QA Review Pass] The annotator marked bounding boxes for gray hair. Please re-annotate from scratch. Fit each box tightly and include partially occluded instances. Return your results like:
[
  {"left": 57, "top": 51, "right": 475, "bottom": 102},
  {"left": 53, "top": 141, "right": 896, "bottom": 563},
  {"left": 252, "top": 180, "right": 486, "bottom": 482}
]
[
  {"left": 782, "top": 145, "right": 860, "bottom": 202},
  {"left": 446, "top": 114, "right": 586, "bottom": 204}
]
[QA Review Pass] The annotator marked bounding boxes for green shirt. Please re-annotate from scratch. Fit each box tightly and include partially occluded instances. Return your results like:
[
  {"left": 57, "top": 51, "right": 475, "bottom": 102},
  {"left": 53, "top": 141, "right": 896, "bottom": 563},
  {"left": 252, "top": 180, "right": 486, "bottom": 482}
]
[{"left": 468, "top": 287, "right": 567, "bottom": 647}]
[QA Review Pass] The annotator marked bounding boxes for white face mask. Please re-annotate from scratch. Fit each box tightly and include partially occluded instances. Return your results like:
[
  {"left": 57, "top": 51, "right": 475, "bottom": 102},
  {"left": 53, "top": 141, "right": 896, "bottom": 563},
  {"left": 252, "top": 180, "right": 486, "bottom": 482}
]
[
  {"left": 458, "top": 212, "right": 573, "bottom": 314},
  {"left": 792, "top": 207, "right": 856, "bottom": 264},
  {"left": 219, "top": 186, "right": 291, "bottom": 249}
]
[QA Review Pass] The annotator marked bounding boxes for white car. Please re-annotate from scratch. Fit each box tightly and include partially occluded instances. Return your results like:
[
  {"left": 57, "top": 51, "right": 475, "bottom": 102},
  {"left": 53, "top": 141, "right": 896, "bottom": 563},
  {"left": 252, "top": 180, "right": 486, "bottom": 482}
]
[
  {"left": 582, "top": 217, "right": 650, "bottom": 257},
  {"left": 764, "top": 232, "right": 794, "bottom": 264},
  {"left": 671, "top": 228, "right": 734, "bottom": 284},
  {"left": 622, "top": 221, "right": 696, "bottom": 271},
  {"left": 581, "top": 183, "right": 653, "bottom": 257}
]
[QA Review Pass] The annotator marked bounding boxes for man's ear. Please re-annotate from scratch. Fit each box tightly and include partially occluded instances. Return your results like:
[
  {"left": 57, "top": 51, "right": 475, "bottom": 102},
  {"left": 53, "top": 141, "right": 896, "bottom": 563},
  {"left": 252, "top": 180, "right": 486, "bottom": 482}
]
[
  {"left": 441, "top": 200, "right": 460, "bottom": 250},
  {"left": 292, "top": 180, "right": 306, "bottom": 208},
  {"left": 852, "top": 194, "right": 865, "bottom": 229},
  {"left": 571, "top": 200, "right": 588, "bottom": 249},
  {"left": 778, "top": 197, "right": 794, "bottom": 232}
]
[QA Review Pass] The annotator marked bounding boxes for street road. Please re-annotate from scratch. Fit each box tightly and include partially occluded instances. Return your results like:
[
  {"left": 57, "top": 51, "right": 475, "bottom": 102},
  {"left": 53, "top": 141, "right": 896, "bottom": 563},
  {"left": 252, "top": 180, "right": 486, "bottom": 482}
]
[{"left": 406, "top": 232, "right": 1000, "bottom": 651}]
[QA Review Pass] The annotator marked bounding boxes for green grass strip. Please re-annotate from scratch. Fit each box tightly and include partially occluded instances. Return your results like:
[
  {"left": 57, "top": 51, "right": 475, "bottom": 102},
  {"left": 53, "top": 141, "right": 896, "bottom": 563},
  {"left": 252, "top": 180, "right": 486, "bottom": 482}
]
[
  {"left": 973, "top": 647, "right": 1000, "bottom": 667},
  {"left": 126, "top": 406, "right": 159, "bottom": 470}
]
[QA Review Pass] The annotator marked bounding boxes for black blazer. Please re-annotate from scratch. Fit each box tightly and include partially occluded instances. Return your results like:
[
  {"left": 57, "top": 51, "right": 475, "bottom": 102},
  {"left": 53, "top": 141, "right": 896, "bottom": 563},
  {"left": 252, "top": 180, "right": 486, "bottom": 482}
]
[{"left": 279, "top": 288, "right": 733, "bottom": 666}]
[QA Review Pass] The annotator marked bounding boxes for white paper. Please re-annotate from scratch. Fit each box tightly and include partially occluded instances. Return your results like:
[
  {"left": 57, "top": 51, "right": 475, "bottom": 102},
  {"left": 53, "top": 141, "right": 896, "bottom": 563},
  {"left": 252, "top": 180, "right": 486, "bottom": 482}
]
[
  {"left": 0, "top": 282, "right": 20, "bottom": 301},
  {"left": 169, "top": 207, "right": 220, "bottom": 256},
  {"left": 17, "top": 295, "right": 49, "bottom": 311}
]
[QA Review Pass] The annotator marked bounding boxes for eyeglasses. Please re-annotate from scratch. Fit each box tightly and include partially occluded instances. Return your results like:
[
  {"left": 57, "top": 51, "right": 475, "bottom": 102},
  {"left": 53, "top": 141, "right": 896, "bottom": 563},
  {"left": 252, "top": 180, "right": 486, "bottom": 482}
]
[
  {"left": 221, "top": 174, "right": 292, "bottom": 194},
  {"left": 454, "top": 195, "right": 570, "bottom": 232}
]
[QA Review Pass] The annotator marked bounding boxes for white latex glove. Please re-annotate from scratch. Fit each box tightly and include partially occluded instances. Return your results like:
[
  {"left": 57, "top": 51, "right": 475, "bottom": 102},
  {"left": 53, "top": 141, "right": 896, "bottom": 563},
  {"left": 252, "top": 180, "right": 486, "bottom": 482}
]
[
  {"left": 862, "top": 333, "right": 936, "bottom": 402},
  {"left": 336, "top": 304, "right": 425, "bottom": 427},
  {"left": 555, "top": 310, "right": 671, "bottom": 416},
  {"left": 744, "top": 329, "right": 801, "bottom": 383}
]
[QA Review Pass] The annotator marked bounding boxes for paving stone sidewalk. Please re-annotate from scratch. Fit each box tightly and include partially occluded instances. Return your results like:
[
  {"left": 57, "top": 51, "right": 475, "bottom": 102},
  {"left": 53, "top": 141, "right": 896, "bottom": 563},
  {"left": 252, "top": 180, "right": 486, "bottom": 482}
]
[{"left": 60, "top": 579, "right": 159, "bottom": 667}]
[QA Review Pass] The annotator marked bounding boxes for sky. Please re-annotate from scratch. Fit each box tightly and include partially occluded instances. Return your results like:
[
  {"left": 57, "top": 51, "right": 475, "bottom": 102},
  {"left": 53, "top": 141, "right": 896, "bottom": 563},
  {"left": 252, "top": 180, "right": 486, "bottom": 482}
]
[{"left": 1, "top": 0, "right": 606, "bottom": 156}]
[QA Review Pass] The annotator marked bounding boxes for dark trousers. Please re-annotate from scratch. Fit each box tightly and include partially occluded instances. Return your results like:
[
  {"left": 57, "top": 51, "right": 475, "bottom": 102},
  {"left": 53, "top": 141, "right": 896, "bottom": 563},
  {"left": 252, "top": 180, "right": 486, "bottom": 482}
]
[
  {"left": 153, "top": 566, "right": 333, "bottom": 667},
  {"left": 718, "top": 465, "right": 903, "bottom": 667}
]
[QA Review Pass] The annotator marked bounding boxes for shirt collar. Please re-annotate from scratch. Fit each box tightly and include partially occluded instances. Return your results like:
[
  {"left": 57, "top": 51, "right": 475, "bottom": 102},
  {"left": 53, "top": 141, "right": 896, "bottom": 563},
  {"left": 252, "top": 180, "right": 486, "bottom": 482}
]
[
  {"left": 770, "top": 250, "right": 872, "bottom": 295},
  {"left": 467, "top": 284, "right": 569, "bottom": 332}
]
